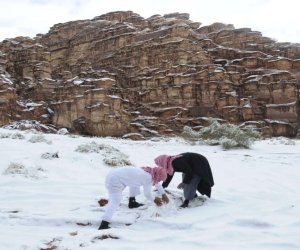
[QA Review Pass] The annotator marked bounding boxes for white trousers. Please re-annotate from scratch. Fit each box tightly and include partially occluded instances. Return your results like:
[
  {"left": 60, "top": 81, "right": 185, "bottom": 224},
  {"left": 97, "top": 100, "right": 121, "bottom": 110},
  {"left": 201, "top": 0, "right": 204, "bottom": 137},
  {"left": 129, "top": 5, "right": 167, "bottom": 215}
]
[
  {"left": 102, "top": 192, "right": 122, "bottom": 222},
  {"left": 102, "top": 174, "right": 141, "bottom": 222}
]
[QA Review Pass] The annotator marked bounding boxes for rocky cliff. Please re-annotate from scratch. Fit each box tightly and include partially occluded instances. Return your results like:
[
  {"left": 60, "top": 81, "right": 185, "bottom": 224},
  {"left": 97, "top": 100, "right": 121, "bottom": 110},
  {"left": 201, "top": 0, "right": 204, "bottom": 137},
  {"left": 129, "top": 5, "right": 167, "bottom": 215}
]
[{"left": 0, "top": 11, "right": 299, "bottom": 138}]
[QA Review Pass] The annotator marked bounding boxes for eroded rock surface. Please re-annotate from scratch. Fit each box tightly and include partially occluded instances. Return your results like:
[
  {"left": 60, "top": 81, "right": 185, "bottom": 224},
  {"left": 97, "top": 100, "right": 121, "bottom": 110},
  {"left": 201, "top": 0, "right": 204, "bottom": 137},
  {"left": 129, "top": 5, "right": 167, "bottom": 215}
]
[{"left": 0, "top": 11, "right": 299, "bottom": 137}]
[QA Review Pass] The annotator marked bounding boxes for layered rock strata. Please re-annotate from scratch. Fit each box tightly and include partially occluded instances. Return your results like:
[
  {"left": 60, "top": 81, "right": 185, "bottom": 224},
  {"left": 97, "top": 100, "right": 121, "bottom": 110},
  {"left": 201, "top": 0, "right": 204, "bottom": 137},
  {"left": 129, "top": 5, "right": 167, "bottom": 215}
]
[{"left": 0, "top": 11, "right": 299, "bottom": 137}]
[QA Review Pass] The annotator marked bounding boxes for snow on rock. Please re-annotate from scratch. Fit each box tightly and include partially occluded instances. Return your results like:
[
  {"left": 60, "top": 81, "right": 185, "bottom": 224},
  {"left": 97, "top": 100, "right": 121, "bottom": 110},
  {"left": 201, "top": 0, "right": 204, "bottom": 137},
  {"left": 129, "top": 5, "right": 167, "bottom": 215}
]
[
  {"left": 73, "top": 79, "right": 84, "bottom": 85},
  {"left": 41, "top": 152, "right": 59, "bottom": 160},
  {"left": 0, "top": 73, "right": 13, "bottom": 85},
  {"left": 122, "top": 133, "right": 145, "bottom": 140},
  {"left": 57, "top": 128, "right": 69, "bottom": 135},
  {"left": 3, "top": 120, "right": 58, "bottom": 133}
]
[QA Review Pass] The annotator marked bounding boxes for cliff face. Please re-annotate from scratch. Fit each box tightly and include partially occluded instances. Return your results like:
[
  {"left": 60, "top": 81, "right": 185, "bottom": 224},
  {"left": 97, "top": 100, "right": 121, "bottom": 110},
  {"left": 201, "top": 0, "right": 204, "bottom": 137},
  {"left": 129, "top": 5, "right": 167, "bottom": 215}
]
[{"left": 0, "top": 11, "right": 299, "bottom": 137}]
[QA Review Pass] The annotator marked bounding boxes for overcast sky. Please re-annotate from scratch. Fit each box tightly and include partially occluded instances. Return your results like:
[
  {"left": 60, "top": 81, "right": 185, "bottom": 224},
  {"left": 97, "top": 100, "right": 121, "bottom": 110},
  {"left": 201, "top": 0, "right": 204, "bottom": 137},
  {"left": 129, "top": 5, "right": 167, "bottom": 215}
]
[{"left": 0, "top": 0, "right": 299, "bottom": 43}]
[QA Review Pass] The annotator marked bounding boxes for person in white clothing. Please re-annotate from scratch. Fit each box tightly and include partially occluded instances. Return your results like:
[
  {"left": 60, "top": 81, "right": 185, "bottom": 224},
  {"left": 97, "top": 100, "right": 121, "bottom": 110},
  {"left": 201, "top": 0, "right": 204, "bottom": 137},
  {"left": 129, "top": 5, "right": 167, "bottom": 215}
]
[{"left": 98, "top": 166, "right": 169, "bottom": 230}]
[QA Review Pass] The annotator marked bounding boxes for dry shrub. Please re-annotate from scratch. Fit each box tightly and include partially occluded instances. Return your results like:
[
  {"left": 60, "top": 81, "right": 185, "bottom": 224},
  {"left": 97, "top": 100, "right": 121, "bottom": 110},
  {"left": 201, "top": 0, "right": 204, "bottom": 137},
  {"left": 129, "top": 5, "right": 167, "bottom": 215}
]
[
  {"left": 3, "top": 162, "right": 28, "bottom": 175},
  {"left": 28, "top": 134, "right": 52, "bottom": 144},
  {"left": 182, "top": 118, "right": 261, "bottom": 150},
  {"left": 75, "top": 141, "right": 132, "bottom": 167}
]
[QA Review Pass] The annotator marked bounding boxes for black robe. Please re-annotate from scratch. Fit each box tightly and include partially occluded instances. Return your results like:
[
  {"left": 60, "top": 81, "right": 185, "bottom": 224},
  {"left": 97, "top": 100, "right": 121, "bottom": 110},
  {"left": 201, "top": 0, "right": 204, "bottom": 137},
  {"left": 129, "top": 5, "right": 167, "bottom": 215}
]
[{"left": 162, "top": 152, "right": 214, "bottom": 198}]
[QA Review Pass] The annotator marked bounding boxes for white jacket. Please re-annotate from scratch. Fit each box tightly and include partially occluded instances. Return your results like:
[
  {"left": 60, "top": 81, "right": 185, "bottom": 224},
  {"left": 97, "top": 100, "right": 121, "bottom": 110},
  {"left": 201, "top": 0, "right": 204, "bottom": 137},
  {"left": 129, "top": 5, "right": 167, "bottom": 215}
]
[{"left": 105, "top": 166, "right": 165, "bottom": 201}]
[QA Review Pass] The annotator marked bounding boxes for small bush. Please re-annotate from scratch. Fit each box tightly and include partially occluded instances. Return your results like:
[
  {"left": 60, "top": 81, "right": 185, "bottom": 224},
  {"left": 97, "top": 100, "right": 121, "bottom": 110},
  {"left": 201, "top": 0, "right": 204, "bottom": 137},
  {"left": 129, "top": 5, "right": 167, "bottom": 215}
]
[
  {"left": 28, "top": 134, "right": 52, "bottom": 144},
  {"left": 3, "top": 162, "right": 28, "bottom": 175},
  {"left": 220, "top": 138, "right": 238, "bottom": 150},
  {"left": 182, "top": 118, "right": 261, "bottom": 149},
  {"left": 0, "top": 132, "right": 11, "bottom": 139},
  {"left": 268, "top": 137, "right": 296, "bottom": 146},
  {"left": 75, "top": 141, "right": 105, "bottom": 153},
  {"left": 41, "top": 152, "right": 59, "bottom": 160},
  {"left": 3, "top": 162, "right": 46, "bottom": 179},
  {"left": 75, "top": 141, "right": 132, "bottom": 167},
  {"left": 0, "top": 132, "right": 25, "bottom": 139},
  {"left": 103, "top": 147, "right": 131, "bottom": 167},
  {"left": 103, "top": 148, "right": 132, "bottom": 167},
  {"left": 11, "top": 132, "right": 25, "bottom": 140}
]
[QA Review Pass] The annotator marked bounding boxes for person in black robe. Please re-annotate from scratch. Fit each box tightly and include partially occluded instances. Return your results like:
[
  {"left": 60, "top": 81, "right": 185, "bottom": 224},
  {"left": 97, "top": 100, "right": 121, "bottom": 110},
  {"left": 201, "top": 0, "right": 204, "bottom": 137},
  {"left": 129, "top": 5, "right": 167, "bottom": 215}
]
[{"left": 155, "top": 152, "right": 214, "bottom": 208}]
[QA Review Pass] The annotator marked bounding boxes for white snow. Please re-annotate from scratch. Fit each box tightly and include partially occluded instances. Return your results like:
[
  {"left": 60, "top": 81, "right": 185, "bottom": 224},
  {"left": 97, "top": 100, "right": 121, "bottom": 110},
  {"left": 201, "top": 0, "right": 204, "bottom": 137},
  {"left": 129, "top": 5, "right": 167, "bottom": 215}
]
[
  {"left": 73, "top": 79, "right": 84, "bottom": 85},
  {"left": 1, "top": 73, "right": 13, "bottom": 85},
  {"left": 0, "top": 128, "right": 299, "bottom": 250},
  {"left": 107, "top": 95, "right": 122, "bottom": 100},
  {"left": 266, "top": 102, "right": 297, "bottom": 108}
]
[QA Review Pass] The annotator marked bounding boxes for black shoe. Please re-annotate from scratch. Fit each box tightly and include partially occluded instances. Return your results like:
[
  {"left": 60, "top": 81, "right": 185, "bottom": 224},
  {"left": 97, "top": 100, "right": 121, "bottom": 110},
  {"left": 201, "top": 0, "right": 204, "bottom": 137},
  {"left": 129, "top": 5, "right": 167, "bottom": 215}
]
[
  {"left": 180, "top": 200, "right": 189, "bottom": 208},
  {"left": 128, "top": 197, "right": 144, "bottom": 209},
  {"left": 98, "top": 220, "right": 110, "bottom": 230}
]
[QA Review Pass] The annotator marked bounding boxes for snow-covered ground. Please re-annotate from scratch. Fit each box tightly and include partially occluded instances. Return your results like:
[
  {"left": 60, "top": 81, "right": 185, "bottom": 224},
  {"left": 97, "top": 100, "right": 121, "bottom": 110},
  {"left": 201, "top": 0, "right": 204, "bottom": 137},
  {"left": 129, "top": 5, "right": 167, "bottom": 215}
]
[{"left": 0, "top": 128, "right": 299, "bottom": 250}]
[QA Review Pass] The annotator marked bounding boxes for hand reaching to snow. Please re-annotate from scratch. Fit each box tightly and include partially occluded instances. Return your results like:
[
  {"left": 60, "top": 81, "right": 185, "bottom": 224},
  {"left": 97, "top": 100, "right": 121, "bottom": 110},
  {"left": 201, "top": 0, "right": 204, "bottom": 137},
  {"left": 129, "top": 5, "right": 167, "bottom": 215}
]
[
  {"left": 162, "top": 194, "right": 169, "bottom": 204},
  {"left": 154, "top": 197, "right": 163, "bottom": 206}
]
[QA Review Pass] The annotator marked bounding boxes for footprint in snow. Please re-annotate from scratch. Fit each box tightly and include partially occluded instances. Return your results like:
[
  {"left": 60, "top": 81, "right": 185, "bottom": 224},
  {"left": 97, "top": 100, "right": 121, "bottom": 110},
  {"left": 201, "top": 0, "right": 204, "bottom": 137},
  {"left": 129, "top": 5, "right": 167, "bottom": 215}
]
[{"left": 233, "top": 218, "right": 274, "bottom": 228}]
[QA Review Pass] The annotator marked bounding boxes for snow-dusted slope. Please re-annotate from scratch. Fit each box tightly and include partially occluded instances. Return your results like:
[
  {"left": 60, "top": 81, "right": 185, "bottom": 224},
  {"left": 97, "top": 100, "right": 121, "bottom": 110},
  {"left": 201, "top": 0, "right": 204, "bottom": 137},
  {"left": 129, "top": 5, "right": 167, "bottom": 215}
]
[{"left": 0, "top": 128, "right": 299, "bottom": 250}]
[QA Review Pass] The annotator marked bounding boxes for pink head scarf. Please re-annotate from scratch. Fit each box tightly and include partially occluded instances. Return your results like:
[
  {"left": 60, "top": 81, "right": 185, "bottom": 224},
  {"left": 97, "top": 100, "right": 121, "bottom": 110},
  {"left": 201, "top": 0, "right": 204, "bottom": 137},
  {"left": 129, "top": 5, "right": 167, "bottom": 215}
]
[
  {"left": 142, "top": 166, "right": 167, "bottom": 185},
  {"left": 154, "top": 154, "right": 180, "bottom": 175}
]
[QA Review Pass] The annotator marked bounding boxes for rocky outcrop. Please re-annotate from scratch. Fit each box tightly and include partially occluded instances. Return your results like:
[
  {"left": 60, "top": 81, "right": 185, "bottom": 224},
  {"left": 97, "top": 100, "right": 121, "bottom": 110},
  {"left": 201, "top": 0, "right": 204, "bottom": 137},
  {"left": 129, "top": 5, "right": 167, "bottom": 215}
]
[{"left": 0, "top": 11, "right": 299, "bottom": 137}]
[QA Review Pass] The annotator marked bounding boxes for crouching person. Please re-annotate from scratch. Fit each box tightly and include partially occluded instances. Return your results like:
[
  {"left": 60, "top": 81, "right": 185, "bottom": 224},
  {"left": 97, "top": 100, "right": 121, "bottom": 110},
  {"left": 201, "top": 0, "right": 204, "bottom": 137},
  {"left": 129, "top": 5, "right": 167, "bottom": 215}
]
[{"left": 98, "top": 166, "right": 169, "bottom": 230}]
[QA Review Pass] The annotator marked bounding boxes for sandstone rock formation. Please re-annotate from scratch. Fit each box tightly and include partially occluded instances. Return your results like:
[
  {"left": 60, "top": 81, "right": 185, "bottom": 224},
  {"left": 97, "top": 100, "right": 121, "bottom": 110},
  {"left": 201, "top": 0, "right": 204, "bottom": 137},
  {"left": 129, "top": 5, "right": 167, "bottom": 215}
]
[{"left": 0, "top": 11, "right": 299, "bottom": 137}]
